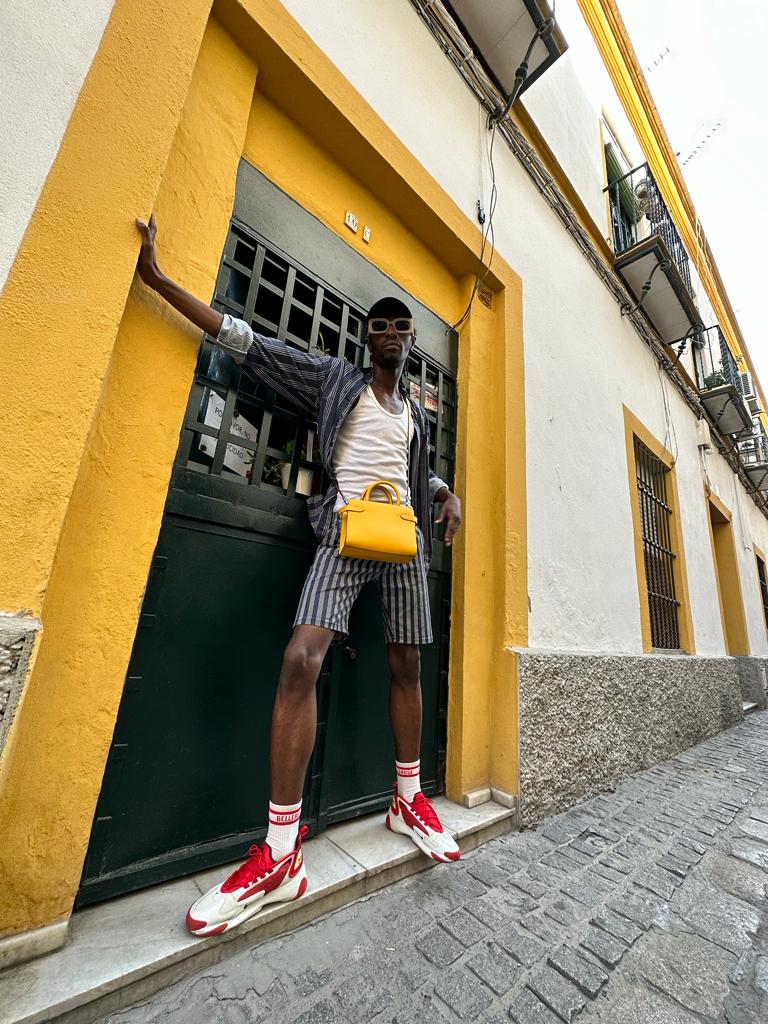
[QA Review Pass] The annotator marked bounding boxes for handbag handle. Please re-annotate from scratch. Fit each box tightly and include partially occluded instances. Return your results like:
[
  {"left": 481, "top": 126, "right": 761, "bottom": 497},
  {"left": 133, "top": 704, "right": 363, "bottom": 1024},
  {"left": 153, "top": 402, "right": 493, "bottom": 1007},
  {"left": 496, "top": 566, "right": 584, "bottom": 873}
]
[{"left": 362, "top": 480, "right": 401, "bottom": 505}]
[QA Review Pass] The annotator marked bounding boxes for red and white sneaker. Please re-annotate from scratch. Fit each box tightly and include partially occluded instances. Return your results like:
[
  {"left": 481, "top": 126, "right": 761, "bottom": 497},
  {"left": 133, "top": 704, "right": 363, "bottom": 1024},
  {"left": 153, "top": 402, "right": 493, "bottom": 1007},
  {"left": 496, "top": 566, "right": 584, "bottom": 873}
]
[
  {"left": 186, "top": 825, "right": 309, "bottom": 937},
  {"left": 386, "top": 789, "right": 461, "bottom": 863}
]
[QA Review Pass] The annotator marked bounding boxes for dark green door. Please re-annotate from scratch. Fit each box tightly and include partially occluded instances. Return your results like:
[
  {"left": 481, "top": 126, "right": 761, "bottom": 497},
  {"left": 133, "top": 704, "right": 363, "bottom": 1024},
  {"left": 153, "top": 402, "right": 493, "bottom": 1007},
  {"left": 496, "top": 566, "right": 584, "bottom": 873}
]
[{"left": 77, "top": 163, "right": 457, "bottom": 906}]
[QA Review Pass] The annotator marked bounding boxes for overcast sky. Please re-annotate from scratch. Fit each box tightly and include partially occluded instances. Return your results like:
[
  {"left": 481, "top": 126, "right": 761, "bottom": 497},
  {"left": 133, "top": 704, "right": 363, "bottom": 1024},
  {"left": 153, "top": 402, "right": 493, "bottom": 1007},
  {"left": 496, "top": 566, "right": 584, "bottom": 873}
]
[{"left": 555, "top": 0, "right": 768, "bottom": 392}]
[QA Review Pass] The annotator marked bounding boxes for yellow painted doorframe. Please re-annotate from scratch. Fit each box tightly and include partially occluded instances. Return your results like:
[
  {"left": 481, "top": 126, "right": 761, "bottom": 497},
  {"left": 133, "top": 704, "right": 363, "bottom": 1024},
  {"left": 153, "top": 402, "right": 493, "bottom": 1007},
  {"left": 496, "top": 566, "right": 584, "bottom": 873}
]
[
  {"left": 0, "top": 0, "right": 527, "bottom": 939},
  {"left": 753, "top": 543, "right": 768, "bottom": 645},
  {"left": 705, "top": 488, "right": 749, "bottom": 655},
  {"left": 0, "top": 14, "right": 258, "bottom": 941},
  {"left": 0, "top": 0, "right": 215, "bottom": 619}
]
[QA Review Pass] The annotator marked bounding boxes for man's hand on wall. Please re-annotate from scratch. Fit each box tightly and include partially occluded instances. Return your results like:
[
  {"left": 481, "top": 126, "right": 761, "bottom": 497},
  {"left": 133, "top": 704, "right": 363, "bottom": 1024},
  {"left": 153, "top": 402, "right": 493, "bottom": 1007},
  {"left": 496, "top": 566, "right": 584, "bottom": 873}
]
[
  {"left": 135, "top": 214, "right": 161, "bottom": 288},
  {"left": 132, "top": 214, "right": 224, "bottom": 337},
  {"left": 435, "top": 491, "right": 462, "bottom": 546}
]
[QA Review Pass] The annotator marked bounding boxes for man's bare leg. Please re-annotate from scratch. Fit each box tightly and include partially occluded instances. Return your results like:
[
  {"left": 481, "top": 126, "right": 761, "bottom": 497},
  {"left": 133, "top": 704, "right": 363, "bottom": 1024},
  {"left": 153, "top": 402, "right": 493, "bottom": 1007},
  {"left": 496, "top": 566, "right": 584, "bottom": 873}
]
[
  {"left": 186, "top": 623, "right": 333, "bottom": 936},
  {"left": 270, "top": 623, "right": 336, "bottom": 804},
  {"left": 388, "top": 643, "right": 422, "bottom": 762},
  {"left": 386, "top": 642, "right": 461, "bottom": 861}
]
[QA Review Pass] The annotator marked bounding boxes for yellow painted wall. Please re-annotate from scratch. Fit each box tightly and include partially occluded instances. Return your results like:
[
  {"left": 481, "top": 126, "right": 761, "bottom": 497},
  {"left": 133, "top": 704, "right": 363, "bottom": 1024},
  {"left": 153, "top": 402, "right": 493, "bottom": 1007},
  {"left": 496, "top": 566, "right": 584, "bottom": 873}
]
[
  {"left": 244, "top": 93, "right": 459, "bottom": 324},
  {"left": 0, "top": 18, "right": 257, "bottom": 936},
  {"left": 0, "top": 0, "right": 214, "bottom": 617},
  {"left": 447, "top": 277, "right": 495, "bottom": 797},
  {"left": 0, "top": 0, "right": 527, "bottom": 937},
  {"left": 445, "top": 278, "right": 526, "bottom": 800},
  {"left": 492, "top": 285, "right": 526, "bottom": 796}
]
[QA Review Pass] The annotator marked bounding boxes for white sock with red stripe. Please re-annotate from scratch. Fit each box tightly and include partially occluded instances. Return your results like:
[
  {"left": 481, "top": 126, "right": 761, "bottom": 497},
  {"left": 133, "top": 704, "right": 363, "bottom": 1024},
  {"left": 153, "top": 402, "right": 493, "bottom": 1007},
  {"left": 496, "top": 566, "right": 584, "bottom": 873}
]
[
  {"left": 266, "top": 800, "right": 302, "bottom": 860},
  {"left": 396, "top": 759, "right": 421, "bottom": 802}
]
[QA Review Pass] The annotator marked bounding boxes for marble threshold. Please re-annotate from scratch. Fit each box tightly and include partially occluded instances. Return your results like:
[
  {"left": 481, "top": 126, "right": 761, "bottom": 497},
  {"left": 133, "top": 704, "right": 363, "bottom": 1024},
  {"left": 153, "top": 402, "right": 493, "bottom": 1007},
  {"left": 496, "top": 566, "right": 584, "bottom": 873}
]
[{"left": 0, "top": 797, "right": 514, "bottom": 1024}]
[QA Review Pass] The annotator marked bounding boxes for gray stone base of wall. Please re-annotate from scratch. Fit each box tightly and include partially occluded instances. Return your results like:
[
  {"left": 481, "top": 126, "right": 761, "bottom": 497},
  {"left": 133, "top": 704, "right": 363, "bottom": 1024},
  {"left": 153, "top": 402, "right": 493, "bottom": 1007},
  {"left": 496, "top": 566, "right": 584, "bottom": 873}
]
[
  {"left": 514, "top": 648, "right": 764, "bottom": 827},
  {"left": 734, "top": 654, "right": 768, "bottom": 709},
  {"left": 0, "top": 613, "right": 41, "bottom": 759}
]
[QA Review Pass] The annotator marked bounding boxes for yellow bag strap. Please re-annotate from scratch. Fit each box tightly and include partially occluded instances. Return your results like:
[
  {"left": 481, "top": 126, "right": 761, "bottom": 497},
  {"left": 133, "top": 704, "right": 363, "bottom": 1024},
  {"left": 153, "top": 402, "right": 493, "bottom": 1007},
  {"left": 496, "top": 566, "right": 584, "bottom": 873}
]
[{"left": 362, "top": 480, "right": 401, "bottom": 504}]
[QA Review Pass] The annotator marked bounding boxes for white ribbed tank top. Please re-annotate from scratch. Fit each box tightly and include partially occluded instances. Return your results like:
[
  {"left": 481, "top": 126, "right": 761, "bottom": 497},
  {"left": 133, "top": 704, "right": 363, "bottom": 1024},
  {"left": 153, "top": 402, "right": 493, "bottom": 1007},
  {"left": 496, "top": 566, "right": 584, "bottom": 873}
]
[{"left": 333, "top": 385, "right": 413, "bottom": 511}]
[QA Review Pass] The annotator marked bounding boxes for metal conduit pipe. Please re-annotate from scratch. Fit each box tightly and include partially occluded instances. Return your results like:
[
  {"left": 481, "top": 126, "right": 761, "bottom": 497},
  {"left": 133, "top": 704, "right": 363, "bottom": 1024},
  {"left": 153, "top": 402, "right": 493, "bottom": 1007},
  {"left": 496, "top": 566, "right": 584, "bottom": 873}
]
[{"left": 409, "top": 0, "right": 768, "bottom": 518}]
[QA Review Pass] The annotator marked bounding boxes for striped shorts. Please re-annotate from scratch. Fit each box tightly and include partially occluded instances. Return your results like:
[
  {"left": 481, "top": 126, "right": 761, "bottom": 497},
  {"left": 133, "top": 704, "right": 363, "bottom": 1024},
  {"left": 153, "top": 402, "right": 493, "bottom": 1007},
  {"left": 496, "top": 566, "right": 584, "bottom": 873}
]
[{"left": 294, "top": 517, "right": 433, "bottom": 645}]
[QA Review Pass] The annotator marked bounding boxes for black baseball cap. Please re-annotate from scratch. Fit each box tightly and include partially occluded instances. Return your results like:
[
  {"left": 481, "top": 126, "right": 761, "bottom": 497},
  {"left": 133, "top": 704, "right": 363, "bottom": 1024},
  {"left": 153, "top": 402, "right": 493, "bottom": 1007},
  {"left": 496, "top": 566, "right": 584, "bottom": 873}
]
[{"left": 367, "top": 296, "right": 413, "bottom": 320}]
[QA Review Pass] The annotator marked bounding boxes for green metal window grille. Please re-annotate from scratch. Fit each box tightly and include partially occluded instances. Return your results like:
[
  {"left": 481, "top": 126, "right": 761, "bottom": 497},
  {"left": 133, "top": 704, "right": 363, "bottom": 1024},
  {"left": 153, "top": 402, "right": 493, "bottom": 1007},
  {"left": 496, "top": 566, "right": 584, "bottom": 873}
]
[
  {"left": 176, "top": 223, "right": 456, "bottom": 516},
  {"left": 634, "top": 437, "right": 681, "bottom": 649}
]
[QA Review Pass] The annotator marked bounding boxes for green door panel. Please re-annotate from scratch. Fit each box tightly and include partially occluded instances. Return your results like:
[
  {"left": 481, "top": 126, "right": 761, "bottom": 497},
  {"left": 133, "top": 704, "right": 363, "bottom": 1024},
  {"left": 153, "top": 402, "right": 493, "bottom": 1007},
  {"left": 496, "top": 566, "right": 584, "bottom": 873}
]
[{"left": 79, "top": 518, "right": 319, "bottom": 903}]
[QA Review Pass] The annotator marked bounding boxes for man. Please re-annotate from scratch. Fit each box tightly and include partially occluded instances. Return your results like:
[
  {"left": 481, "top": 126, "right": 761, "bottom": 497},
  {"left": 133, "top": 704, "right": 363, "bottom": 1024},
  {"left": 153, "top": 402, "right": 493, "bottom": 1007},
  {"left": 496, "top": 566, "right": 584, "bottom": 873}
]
[{"left": 135, "top": 215, "right": 463, "bottom": 937}]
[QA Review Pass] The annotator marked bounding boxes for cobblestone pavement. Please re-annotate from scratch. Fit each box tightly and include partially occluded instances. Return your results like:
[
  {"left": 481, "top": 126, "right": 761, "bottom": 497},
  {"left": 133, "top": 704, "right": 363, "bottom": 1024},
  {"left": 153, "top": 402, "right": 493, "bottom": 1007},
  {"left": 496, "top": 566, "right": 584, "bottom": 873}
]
[{"left": 97, "top": 713, "right": 768, "bottom": 1024}]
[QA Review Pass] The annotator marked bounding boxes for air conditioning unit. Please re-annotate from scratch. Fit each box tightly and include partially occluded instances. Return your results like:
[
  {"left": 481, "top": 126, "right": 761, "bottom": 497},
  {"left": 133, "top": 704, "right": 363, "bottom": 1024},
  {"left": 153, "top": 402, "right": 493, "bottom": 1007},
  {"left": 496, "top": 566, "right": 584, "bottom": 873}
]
[
  {"left": 738, "top": 371, "right": 762, "bottom": 414},
  {"left": 738, "top": 371, "right": 755, "bottom": 401}
]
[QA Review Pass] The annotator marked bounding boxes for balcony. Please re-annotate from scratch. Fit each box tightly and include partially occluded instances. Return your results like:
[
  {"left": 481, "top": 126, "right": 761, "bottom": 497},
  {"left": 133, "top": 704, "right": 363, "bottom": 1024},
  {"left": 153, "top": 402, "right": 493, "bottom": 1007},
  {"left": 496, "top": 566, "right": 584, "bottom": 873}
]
[
  {"left": 604, "top": 162, "right": 703, "bottom": 344},
  {"left": 737, "top": 428, "right": 768, "bottom": 491},
  {"left": 693, "top": 325, "right": 753, "bottom": 436},
  {"left": 442, "top": 1, "right": 568, "bottom": 100}
]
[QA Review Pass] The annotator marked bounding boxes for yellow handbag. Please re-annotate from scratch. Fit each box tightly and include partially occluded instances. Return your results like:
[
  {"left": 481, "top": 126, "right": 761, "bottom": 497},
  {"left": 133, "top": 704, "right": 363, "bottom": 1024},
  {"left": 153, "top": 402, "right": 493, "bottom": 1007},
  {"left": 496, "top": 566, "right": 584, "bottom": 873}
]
[{"left": 338, "top": 480, "right": 418, "bottom": 563}]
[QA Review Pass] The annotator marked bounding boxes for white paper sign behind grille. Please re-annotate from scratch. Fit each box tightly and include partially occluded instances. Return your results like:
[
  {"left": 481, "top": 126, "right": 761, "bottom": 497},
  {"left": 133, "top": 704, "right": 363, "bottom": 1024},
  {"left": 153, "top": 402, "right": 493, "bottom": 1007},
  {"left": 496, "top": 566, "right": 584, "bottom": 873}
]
[{"left": 199, "top": 392, "right": 258, "bottom": 476}]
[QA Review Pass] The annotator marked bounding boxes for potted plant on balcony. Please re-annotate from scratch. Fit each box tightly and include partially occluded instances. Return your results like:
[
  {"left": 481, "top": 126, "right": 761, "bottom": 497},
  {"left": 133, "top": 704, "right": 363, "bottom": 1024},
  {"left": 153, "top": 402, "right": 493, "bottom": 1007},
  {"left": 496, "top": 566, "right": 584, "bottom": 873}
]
[{"left": 703, "top": 370, "right": 726, "bottom": 389}]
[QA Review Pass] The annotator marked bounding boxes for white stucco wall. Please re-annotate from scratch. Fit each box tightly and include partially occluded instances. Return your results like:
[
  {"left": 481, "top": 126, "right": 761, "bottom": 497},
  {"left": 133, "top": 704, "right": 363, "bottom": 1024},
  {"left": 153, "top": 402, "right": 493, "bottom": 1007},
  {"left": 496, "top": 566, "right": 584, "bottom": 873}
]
[
  {"left": 0, "top": 0, "right": 115, "bottom": 297},
  {"left": 522, "top": 55, "right": 608, "bottom": 232},
  {"left": 272, "top": 0, "right": 768, "bottom": 656}
]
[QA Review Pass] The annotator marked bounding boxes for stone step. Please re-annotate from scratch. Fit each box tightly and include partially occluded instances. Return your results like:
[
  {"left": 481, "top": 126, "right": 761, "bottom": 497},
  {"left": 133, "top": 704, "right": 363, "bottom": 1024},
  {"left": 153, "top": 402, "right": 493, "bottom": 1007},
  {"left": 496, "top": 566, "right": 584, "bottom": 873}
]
[{"left": 0, "top": 797, "right": 515, "bottom": 1024}]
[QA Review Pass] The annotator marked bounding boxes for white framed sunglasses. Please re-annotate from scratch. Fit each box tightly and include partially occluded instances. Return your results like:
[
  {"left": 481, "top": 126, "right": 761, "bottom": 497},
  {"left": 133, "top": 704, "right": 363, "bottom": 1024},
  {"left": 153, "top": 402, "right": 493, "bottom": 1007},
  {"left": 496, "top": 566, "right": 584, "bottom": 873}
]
[{"left": 368, "top": 316, "right": 414, "bottom": 335}]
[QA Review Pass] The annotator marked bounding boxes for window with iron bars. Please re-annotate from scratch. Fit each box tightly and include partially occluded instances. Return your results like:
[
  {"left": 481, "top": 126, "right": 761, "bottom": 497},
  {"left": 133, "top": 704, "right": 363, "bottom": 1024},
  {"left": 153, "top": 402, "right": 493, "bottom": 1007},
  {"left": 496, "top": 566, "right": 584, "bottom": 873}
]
[
  {"left": 756, "top": 554, "right": 768, "bottom": 637},
  {"left": 633, "top": 437, "right": 681, "bottom": 649}
]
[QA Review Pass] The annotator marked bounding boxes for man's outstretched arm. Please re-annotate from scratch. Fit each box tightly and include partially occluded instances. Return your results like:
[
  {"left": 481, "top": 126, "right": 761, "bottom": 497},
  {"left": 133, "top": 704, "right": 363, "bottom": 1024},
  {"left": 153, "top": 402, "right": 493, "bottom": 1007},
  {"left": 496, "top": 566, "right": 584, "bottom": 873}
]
[
  {"left": 136, "top": 215, "right": 224, "bottom": 337},
  {"left": 135, "top": 215, "right": 331, "bottom": 416}
]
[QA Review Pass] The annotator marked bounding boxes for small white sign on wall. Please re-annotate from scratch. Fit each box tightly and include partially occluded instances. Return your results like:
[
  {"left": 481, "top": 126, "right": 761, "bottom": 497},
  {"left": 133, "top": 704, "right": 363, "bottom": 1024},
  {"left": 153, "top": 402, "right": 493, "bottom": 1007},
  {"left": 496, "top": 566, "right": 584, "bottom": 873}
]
[{"left": 199, "top": 391, "right": 258, "bottom": 477}]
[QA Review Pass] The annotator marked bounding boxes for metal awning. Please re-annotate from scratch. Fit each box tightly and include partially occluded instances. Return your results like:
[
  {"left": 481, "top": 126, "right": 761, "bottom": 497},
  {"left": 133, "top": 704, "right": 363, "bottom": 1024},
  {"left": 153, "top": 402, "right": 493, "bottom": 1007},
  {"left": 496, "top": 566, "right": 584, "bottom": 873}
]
[
  {"left": 614, "top": 235, "right": 703, "bottom": 344},
  {"left": 700, "top": 383, "right": 754, "bottom": 436},
  {"left": 443, "top": 0, "right": 568, "bottom": 98}
]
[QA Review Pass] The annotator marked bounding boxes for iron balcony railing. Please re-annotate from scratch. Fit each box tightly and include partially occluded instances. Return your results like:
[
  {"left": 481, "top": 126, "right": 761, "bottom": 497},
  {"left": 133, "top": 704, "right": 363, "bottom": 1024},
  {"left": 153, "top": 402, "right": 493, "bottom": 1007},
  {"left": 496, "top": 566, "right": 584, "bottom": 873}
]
[
  {"left": 693, "top": 325, "right": 741, "bottom": 393},
  {"left": 737, "top": 430, "right": 768, "bottom": 468},
  {"left": 605, "top": 162, "right": 693, "bottom": 298}
]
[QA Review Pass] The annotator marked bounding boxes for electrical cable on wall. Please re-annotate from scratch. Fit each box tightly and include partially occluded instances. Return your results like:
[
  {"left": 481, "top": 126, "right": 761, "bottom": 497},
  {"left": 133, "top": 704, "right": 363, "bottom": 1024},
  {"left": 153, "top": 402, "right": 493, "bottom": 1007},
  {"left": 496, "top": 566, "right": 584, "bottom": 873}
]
[
  {"left": 731, "top": 470, "right": 753, "bottom": 553},
  {"left": 452, "top": 120, "right": 499, "bottom": 331},
  {"left": 451, "top": 0, "right": 556, "bottom": 332},
  {"left": 698, "top": 444, "right": 712, "bottom": 492},
  {"left": 656, "top": 356, "right": 679, "bottom": 465}
]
